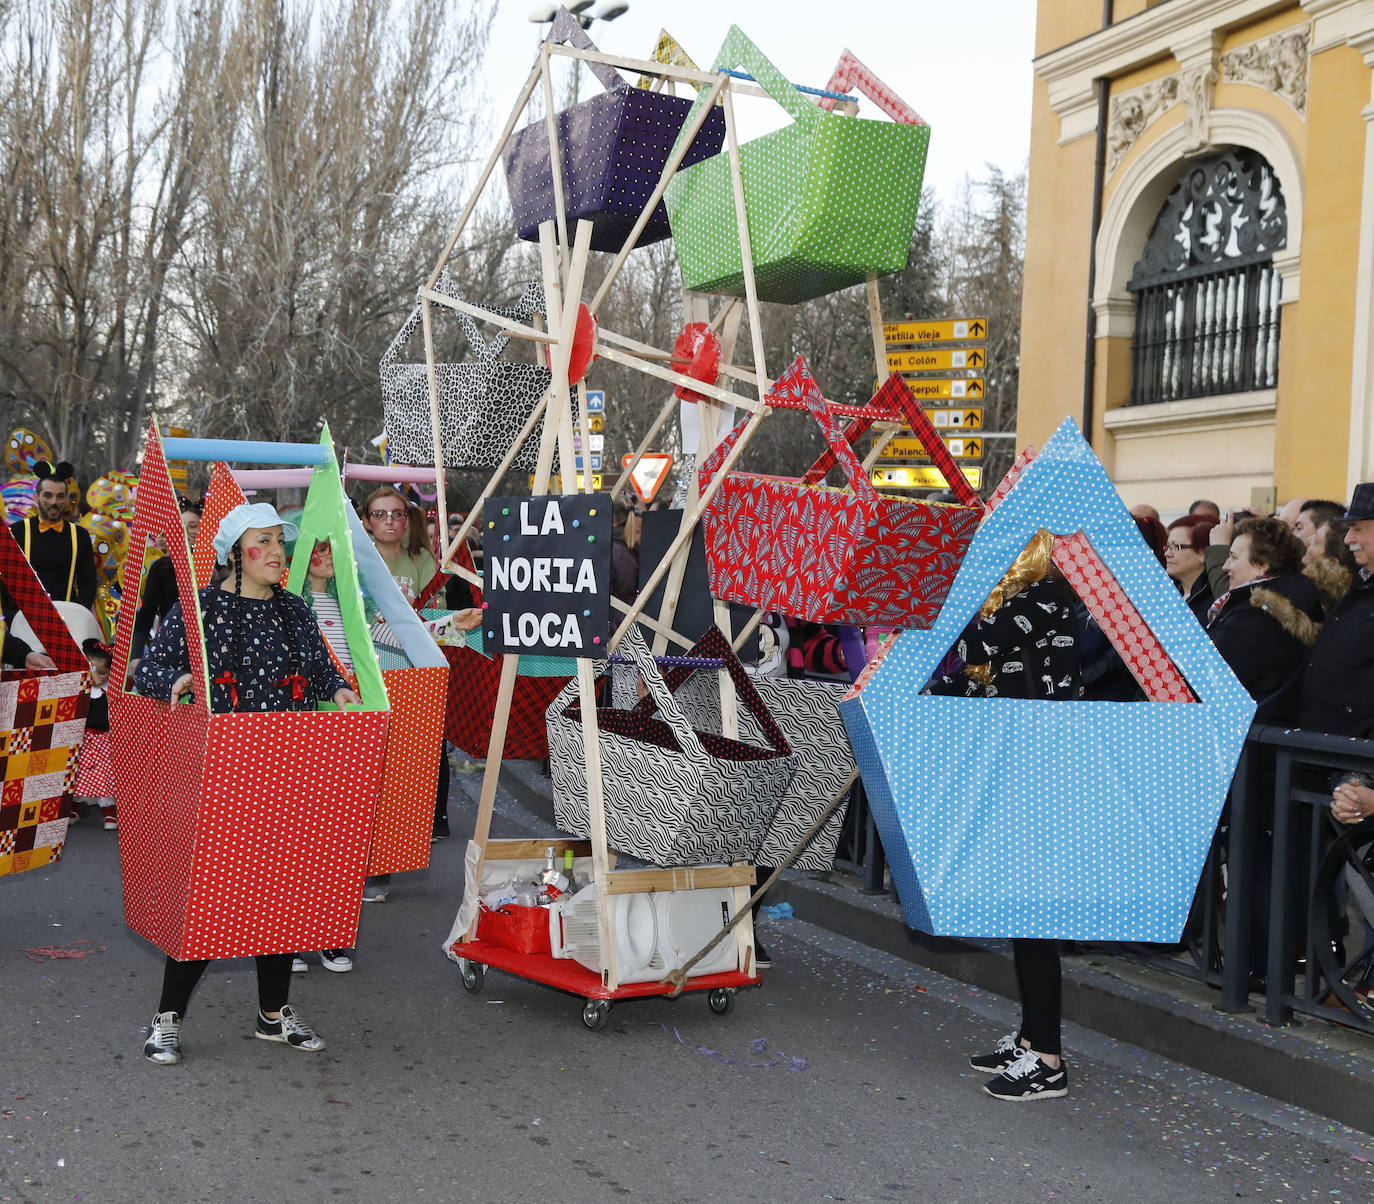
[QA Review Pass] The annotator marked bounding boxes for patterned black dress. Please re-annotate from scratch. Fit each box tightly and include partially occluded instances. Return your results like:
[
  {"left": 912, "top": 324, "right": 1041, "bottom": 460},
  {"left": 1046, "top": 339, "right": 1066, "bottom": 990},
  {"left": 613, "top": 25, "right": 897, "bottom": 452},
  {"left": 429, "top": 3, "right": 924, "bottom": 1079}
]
[
  {"left": 927, "top": 576, "right": 1084, "bottom": 701},
  {"left": 134, "top": 585, "right": 346, "bottom": 713}
]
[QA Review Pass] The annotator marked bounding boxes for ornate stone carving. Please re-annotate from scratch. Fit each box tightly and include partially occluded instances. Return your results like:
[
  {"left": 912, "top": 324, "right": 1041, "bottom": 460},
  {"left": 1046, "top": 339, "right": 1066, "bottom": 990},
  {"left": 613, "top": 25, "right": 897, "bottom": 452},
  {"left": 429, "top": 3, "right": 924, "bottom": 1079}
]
[
  {"left": 1106, "top": 74, "right": 1180, "bottom": 174},
  {"left": 1180, "top": 62, "right": 1220, "bottom": 153},
  {"left": 1221, "top": 23, "right": 1310, "bottom": 118}
]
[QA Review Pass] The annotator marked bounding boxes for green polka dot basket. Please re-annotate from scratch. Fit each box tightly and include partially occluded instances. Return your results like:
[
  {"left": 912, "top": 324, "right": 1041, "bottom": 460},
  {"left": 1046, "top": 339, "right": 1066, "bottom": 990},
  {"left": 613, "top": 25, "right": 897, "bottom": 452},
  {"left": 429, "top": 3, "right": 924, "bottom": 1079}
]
[{"left": 663, "top": 27, "right": 931, "bottom": 305}]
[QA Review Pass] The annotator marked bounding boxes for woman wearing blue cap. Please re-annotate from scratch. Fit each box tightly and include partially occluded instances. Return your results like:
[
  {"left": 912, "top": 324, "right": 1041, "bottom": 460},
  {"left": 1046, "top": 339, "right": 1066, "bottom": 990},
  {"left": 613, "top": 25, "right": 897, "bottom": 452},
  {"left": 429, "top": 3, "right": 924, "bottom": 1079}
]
[{"left": 133, "top": 502, "right": 360, "bottom": 1066}]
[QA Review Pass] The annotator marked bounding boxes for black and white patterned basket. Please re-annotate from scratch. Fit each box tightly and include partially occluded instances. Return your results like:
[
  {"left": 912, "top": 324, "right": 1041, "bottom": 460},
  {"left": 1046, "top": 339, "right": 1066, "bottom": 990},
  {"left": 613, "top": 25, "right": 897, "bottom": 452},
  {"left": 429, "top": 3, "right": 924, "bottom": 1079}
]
[
  {"left": 547, "top": 626, "right": 797, "bottom": 867},
  {"left": 380, "top": 276, "right": 553, "bottom": 472}
]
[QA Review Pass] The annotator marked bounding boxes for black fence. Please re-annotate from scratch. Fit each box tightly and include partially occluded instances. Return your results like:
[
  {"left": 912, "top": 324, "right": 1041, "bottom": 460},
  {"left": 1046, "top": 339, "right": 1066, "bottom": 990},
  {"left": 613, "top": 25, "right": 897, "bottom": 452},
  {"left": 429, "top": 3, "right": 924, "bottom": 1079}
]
[{"left": 833, "top": 723, "right": 1374, "bottom": 1037}]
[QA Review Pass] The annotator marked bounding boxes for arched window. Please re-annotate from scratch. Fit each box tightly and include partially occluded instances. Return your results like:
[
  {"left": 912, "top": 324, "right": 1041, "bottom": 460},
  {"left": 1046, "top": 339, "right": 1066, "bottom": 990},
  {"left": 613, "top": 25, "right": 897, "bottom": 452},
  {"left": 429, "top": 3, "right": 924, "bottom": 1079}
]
[{"left": 1128, "top": 149, "right": 1286, "bottom": 406}]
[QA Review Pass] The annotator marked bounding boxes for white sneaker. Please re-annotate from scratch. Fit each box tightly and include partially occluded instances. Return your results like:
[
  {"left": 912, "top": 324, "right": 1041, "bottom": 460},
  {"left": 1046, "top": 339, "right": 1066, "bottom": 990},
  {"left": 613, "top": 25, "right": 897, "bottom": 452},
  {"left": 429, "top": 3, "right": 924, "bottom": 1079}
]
[
  {"left": 143, "top": 1011, "right": 182, "bottom": 1065},
  {"left": 320, "top": 949, "right": 353, "bottom": 973},
  {"left": 291, "top": 956, "right": 308, "bottom": 973}
]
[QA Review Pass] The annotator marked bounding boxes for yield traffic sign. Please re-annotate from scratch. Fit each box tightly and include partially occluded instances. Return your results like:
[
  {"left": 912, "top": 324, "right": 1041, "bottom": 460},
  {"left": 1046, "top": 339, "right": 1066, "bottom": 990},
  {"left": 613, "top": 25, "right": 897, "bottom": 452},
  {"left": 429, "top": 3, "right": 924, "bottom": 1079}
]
[{"left": 622, "top": 452, "right": 674, "bottom": 503}]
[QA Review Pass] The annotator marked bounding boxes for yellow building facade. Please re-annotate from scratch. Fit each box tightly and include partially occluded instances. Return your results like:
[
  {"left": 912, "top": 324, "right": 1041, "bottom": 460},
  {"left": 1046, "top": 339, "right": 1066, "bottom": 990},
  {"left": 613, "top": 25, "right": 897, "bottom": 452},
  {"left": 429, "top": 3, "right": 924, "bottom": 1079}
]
[{"left": 1024, "top": 0, "right": 1374, "bottom": 510}]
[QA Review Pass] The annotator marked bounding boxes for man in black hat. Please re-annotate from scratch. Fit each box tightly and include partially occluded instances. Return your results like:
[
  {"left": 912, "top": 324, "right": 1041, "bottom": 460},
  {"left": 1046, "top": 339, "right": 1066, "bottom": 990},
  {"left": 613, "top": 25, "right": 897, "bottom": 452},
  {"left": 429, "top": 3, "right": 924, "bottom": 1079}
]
[
  {"left": 1297, "top": 482, "right": 1374, "bottom": 737},
  {"left": 1, "top": 461, "right": 98, "bottom": 666}
]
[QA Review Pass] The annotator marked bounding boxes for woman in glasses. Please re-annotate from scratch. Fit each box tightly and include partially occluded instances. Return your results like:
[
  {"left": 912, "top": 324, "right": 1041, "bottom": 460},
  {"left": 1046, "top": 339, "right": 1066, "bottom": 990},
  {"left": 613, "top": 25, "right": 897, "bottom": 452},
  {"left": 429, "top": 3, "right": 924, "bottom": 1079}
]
[
  {"left": 1163, "top": 515, "right": 1217, "bottom": 624},
  {"left": 362, "top": 486, "right": 436, "bottom": 605}
]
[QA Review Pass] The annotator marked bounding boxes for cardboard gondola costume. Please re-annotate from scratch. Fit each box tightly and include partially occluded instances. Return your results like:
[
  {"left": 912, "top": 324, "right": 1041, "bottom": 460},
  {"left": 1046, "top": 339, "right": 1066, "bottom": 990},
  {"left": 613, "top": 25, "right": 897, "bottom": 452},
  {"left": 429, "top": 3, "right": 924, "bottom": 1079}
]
[{"left": 111, "top": 427, "right": 390, "bottom": 1066}]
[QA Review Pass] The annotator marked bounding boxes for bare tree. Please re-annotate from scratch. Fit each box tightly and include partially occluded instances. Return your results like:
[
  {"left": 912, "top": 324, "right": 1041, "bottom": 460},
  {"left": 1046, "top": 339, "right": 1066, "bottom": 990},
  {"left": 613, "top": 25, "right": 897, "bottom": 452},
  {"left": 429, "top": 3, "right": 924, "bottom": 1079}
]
[
  {"left": 173, "top": 0, "right": 495, "bottom": 457},
  {"left": 939, "top": 163, "right": 1027, "bottom": 491}
]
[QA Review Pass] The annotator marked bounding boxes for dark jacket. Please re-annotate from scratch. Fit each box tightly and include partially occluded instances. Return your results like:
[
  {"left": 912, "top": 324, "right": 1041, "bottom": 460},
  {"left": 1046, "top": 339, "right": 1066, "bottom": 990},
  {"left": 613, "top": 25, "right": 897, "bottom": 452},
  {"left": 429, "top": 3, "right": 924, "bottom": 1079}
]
[
  {"left": 131, "top": 554, "right": 179, "bottom": 659},
  {"left": 1207, "top": 572, "right": 1322, "bottom": 703},
  {"left": 1299, "top": 569, "right": 1374, "bottom": 737},
  {"left": 134, "top": 585, "right": 347, "bottom": 714},
  {"left": 928, "top": 576, "right": 1083, "bottom": 700},
  {"left": 1182, "top": 572, "right": 1215, "bottom": 625}
]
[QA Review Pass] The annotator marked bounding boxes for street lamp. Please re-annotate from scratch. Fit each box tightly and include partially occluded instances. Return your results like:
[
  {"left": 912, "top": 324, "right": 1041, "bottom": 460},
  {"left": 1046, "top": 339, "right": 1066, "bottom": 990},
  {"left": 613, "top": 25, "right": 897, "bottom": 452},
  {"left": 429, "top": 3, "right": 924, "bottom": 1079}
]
[
  {"left": 528, "top": 1, "right": 630, "bottom": 100},
  {"left": 528, "top": 0, "right": 628, "bottom": 32}
]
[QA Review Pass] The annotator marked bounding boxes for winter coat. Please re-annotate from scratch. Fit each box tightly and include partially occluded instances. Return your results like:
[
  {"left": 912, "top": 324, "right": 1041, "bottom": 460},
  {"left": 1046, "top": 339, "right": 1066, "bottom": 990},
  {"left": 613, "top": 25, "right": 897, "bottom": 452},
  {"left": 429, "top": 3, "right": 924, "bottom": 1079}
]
[
  {"left": 1207, "top": 572, "right": 1322, "bottom": 702},
  {"left": 1182, "top": 572, "right": 1215, "bottom": 625},
  {"left": 1304, "top": 556, "right": 1353, "bottom": 613},
  {"left": 1299, "top": 569, "right": 1374, "bottom": 738}
]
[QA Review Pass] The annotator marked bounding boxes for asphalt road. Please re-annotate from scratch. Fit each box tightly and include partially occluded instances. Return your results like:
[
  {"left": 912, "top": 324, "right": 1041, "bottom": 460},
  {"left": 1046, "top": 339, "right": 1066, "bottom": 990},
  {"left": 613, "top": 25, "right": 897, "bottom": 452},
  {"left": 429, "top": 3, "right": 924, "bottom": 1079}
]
[{"left": 2, "top": 768, "right": 1372, "bottom": 1204}]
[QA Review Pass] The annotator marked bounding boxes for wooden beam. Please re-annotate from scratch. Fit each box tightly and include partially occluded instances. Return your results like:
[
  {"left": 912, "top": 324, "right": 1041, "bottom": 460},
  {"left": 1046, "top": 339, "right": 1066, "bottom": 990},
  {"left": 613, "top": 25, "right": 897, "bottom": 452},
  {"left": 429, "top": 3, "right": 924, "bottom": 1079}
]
[
  {"left": 418, "top": 287, "right": 556, "bottom": 345},
  {"left": 588, "top": 71, "right": 728, "bottom": 314},
  {"left": 604, "top": 865, "right": 756, "bottom": 895},
  {"left": 428, "top": 62, "right": 543, "bottom": 289}
]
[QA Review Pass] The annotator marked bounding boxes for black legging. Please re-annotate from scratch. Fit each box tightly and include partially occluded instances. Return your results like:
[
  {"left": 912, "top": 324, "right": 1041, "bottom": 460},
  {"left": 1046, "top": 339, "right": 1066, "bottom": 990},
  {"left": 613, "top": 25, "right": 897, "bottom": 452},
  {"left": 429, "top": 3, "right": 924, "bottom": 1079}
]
[
  {"left": 434, "top": 741, "right": 450, "bottom": 822},
  {"left": 1012, "top": 938, "right": 1062, "bottom": 1056},
  {"left": 157, "top": 953, "right": 294, "bottom": 1018}
]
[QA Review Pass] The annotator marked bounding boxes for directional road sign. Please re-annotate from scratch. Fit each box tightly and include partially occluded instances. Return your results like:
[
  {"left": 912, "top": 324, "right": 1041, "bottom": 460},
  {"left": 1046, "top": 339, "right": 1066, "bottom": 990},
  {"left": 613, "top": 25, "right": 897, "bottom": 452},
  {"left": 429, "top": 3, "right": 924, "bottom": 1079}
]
[
  {"left": 871, "top": 464, "right": 982, "bottom": 490},
  {"left": 532, "top": 474, "right": 603, "bottom": 491},
  {"left": 883, "top": 318, "right": 988, "bottom": 344},
  {"left": 882, "top": 378, "right": 985, "bottom": 401},
  {"left": 585, "top": 390, "right": 605, "bottom": 413},
  {"left": 924, "top": 407, "right": 984, "bottom": 429},
  {"left": 877, "top": 436, "right": 985, "bottom": 460},
  {"left": 886, "top": 347, "right": 986, "bottom": 373},
  {"left": 588, "top": 414, "right": 605, "bottom": 433},
  {"left": 574, "top": 455, "right": 603, "bottom": 471},
  {"left": 572, "top": 434, "right": 605, "bottom": 453}
]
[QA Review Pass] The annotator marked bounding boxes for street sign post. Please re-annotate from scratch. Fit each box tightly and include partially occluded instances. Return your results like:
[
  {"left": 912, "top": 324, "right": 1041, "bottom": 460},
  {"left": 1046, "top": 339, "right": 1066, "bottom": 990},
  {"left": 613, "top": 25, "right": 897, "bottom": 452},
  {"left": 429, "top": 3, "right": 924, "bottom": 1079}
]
[
  {"left": 871, "top": 464, "right": 983, "bottom": 490},
  {"left": 531, "top": 473, "right": 603, "bottom": 491},
  {"left": 876, "top": 436, "right": 985, "bottom": 460},
  {"left": 882, "top": 318, "right": 987, "bottom": 344},
  {"left": 584, "top": 390, "right": 605, "bottom": 413},
  {"left": 886, "top": 347, "right": 986, "bottom": 373},
  {"left": 881, "top": 378, "right": 985, "bottom": 401}
]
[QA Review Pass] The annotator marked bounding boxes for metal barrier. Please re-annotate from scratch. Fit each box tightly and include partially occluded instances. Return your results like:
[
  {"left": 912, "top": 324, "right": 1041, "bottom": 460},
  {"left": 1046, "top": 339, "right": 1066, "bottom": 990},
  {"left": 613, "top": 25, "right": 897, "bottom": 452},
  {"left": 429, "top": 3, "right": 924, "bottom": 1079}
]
[{"left": 830, "top": 721, "right": 1374, "bottom": 1036}]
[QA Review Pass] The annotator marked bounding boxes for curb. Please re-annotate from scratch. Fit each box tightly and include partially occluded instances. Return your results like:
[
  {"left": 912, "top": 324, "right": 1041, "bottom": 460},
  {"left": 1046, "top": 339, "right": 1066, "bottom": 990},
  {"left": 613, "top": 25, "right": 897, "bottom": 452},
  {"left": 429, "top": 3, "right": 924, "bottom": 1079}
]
[{"left": 773, "top": 875, "right": 1374, "bottom": 1134}]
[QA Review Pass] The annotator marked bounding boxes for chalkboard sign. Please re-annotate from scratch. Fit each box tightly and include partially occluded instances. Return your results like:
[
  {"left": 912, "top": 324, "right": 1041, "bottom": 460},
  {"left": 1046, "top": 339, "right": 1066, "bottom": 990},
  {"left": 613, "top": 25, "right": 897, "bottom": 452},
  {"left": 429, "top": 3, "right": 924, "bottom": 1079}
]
[{"left": 483, "top": 494, "right": 612, "bottom": 656}]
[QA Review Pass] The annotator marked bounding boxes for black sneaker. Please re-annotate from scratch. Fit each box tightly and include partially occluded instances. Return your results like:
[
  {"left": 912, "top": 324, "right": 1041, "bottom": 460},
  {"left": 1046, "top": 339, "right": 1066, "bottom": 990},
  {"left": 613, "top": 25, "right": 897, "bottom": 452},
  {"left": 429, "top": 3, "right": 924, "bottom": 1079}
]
[
  {"left": 983, "top": 1049, "right": 1068, "bottom": 1101},
  {"left": 432, "top": 815, "right": 450, "bottom": 841},
  {"left": 969, "top": 1032, "right": 1022, "bottom": 1073},
  {"left": 754, "top": 939, "right": 772, "bottom": 970},
  {"left": 254, "top": 1004, "right": 326, "bottom": 1052}
]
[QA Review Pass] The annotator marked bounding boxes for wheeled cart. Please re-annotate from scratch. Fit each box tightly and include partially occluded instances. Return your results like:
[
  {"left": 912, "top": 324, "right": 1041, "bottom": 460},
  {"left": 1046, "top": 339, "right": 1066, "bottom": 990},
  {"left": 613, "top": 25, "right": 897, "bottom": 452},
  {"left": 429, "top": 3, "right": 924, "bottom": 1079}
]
[{"left": 449, "top": 939, "right": 760, "bottom": 1030}]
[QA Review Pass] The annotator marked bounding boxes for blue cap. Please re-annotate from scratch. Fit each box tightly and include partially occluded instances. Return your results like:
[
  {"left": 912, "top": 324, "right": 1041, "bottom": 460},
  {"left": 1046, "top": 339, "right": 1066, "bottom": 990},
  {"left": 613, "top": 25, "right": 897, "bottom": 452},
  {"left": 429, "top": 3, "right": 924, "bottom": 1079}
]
[{"left": 211, "top": 502, "right": 299, "bottom": 565}]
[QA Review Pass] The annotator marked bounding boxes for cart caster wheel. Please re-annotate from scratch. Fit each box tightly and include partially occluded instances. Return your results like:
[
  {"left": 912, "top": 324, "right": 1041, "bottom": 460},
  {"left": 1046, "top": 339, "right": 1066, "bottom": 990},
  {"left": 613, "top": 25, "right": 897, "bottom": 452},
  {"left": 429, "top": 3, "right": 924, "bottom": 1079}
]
[
  {"left": 581, "top": 1000, "right": 610, "bottom": 1030},
  {"left": 707, "top": 988, "right": 734, "bottom": 1015},
  {"left": 458, "top": 959, "right": 484, "bottom": 993}
]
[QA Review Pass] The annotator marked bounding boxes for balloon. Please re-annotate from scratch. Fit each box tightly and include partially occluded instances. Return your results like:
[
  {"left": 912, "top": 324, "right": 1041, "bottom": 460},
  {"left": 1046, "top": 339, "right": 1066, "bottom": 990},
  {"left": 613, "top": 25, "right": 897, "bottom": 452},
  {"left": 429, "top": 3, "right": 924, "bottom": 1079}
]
[
  {"left": 5, "top": 427, "right": 53, "bottom": 477},
  {"left": 3, "top": 476, "right": 36, "bottom": 524},
  {"left": 80, "top": 511, "right": 129, "bottom": 586},
  {"left": 86, "top": 470, "right": 138, "bottom": 523},
  {"left": 671, "top": 322, "right": 723, "bottom": 403},
  {"left": 544, "top": 303, "right": 598, "bottom": 386}
]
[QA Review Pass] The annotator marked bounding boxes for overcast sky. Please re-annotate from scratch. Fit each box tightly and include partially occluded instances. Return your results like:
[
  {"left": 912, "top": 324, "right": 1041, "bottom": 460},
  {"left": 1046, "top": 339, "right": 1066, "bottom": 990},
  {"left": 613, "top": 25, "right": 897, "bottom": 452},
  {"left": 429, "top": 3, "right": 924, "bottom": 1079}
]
[{"left": 476, "top": 0, "right": 1039, "bottom": 208}]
